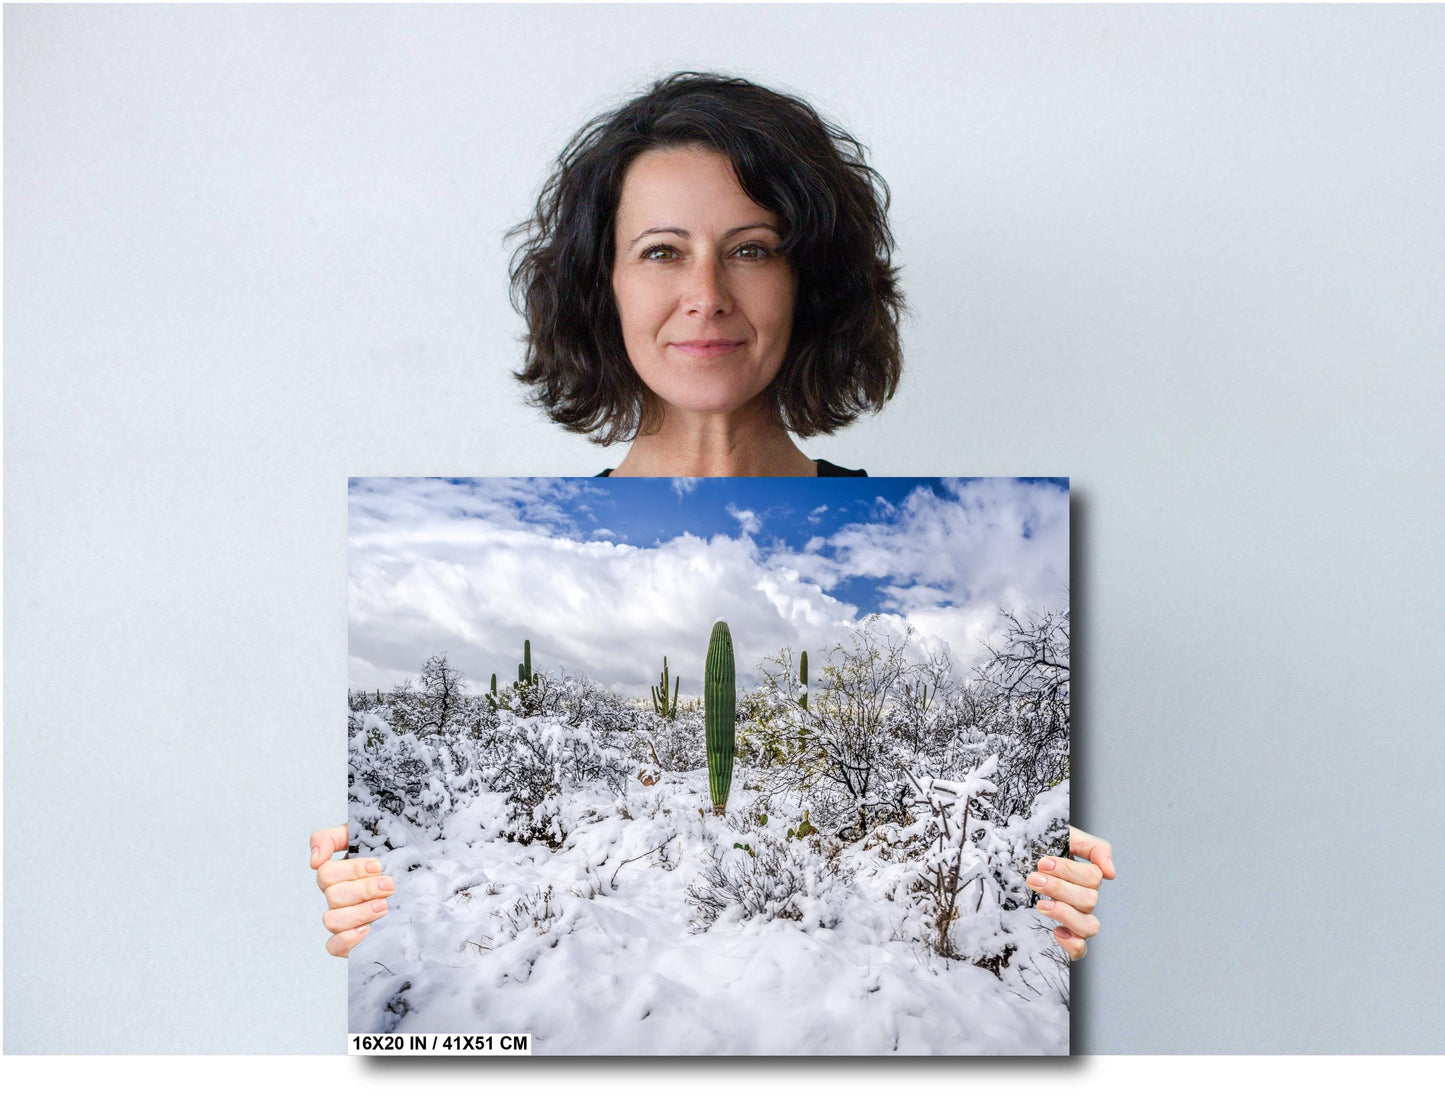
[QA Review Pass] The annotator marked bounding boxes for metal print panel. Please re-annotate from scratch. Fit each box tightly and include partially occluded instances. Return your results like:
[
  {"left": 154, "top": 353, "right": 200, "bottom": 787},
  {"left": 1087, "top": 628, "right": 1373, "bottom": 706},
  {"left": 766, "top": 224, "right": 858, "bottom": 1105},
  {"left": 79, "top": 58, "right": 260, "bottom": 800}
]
[{"left": 347, "top": 476, "right": 1071, "bottom": 1054}]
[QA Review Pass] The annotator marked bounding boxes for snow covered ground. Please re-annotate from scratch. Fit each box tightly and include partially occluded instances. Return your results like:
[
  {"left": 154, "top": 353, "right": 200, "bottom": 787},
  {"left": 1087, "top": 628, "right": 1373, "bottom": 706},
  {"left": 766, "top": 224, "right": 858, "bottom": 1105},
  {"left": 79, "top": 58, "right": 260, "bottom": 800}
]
[{"left": 348, "top": 765, "right": 1068, "bottom": 1055}]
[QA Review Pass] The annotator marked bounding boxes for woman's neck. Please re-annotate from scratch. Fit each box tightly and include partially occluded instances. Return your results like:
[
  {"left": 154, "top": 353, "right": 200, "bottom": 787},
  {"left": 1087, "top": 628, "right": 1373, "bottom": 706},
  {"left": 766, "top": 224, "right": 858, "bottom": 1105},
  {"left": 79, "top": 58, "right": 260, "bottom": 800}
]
[{"left": 611, "top": 402, "right": 817, "bottom": 477}]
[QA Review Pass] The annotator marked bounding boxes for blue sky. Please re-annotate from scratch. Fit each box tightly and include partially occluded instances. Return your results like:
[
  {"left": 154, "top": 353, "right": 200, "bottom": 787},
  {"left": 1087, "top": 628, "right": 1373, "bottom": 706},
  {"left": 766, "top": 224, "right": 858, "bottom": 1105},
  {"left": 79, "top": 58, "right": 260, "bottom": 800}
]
[{"left": 348, "top": 476, "right": 1069, "bottom": 696}]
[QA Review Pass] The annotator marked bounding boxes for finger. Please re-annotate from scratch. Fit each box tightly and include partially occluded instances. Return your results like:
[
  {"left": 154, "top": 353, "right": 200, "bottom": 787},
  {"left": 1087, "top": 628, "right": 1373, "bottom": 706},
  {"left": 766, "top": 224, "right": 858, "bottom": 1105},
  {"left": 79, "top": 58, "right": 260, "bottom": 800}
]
[
  {"left": 316, "top": 855, "right": 385, "bottom": 891},
  {"left": 326, "top": 923, "right": 371, "bottom": 959},
  {"left": 1052, "top": 924, "right": 1087, "bottom": 961},
  {"left": 310, "top": 824, "right": 349, "bottom": 870},
  {"left": 1035, "top": 854, "right": 1104, "bottom": 890},
  {"left": 323, "top": 897, "right": 391, "bottom": 935},
  {"left": 324, "top": 873, "right": 396, "bottom": 910},
  {"left": 1026, "top": 869, "right": 1097, "bottom": 914},
  {"left": 1069, "top": 827, "right": 1116, "bottom": 879},
  {"left": 1036, "top": 896, "right": 1100, "bottom": 939}
]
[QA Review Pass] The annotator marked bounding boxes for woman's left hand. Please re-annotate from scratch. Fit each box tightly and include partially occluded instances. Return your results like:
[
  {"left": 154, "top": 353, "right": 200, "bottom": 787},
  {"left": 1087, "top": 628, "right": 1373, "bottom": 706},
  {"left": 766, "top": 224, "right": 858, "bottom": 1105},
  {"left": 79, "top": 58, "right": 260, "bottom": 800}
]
[{"left": 1028, "top": 826, "right": 1115, "bottom": 961}]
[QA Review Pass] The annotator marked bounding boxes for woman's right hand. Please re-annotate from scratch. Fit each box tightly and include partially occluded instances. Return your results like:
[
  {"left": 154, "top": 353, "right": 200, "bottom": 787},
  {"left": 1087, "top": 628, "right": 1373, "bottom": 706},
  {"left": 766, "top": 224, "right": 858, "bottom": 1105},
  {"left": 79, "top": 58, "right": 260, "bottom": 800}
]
[{"left": 310, "top": 824, "right": 395, "bottom": 957}]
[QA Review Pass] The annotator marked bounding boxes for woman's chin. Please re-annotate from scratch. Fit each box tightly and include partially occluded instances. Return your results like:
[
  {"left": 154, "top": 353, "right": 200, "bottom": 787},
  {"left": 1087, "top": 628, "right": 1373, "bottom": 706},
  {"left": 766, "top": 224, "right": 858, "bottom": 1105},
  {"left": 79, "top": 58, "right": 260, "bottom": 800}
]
[{"left": 648, "top": 381, "right": 774, "bottom": 422}]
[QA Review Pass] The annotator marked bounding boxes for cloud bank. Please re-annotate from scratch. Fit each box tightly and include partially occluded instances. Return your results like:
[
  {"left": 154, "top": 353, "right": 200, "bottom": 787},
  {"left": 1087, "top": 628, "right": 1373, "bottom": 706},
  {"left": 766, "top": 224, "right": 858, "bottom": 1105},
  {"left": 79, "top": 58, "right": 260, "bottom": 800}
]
[{"left": 348, "top": 477, "right": 1067, "bottom": 697}]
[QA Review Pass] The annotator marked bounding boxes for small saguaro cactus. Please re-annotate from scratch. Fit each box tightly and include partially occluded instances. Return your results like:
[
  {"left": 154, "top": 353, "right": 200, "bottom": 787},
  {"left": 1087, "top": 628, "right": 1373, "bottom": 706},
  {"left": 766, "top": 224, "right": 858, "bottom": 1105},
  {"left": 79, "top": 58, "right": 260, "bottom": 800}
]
[
  {"left": 799, "top": 650, "right": 808, "bottom": 710},
  {"left": 651, "top": 655, "right": 680, "bottom": 720},
  {"left": 705, "top": 620, "right": 736, "bottom": 816}
]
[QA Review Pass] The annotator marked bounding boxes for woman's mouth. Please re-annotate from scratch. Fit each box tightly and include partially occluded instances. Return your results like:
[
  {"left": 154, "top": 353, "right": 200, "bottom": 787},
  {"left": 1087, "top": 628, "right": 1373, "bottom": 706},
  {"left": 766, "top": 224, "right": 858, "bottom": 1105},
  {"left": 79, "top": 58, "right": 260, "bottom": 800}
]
[{"left": 670, "top": 339, "right": 744, "bottom": 357}]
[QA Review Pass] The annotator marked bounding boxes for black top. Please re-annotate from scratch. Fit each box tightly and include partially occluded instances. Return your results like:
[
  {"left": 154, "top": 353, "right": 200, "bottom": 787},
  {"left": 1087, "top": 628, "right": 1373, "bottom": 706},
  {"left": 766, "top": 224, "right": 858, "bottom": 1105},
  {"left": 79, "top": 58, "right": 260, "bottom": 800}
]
[{"left": 595, "top": 458, "right": 867, "bottom": 478}]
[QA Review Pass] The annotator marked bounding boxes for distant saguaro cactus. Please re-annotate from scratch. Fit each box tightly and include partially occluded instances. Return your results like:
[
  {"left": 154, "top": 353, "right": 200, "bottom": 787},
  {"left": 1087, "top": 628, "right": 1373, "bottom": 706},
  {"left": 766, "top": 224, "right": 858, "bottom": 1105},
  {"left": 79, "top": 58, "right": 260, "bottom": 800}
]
[
  {"left": 704, "top": 620, "right": 736, "bottom": 815},
  {"left": 651, "top": 655, "right": 680, "bottom": 720}
]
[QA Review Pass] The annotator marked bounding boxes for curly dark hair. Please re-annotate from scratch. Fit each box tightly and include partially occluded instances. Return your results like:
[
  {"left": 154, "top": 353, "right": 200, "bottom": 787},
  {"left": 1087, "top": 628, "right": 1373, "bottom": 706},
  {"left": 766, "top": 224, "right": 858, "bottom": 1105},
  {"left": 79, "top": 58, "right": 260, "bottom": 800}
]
[{"left": 508, "top": 72, "right": 904, "bottom": 446}]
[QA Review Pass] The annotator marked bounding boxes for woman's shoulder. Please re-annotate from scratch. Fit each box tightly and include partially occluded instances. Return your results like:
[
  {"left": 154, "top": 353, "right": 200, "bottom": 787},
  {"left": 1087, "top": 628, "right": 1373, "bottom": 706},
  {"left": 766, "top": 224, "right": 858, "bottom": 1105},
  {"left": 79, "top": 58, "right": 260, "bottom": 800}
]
[{"left": 596, "top": 460, "right": 867, "bottom": 478}]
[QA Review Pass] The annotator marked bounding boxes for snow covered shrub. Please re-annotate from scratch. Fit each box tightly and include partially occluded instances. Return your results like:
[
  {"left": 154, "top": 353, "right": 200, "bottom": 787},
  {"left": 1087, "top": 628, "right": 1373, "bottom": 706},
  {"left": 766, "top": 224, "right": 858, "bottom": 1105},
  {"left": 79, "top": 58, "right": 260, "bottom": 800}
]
[
  {"left": 557, "top": 673, "right": 640, "bottom": 737},
  {"left": 349, "top": 713, "right": 456, "bottom": 834},
  {"left": 633, "top": 703, "right": 705, "bottom": 772},
  {"left": 976, "top": 606, "right": 1070, "bottom": 821},
  {"left": 495, "top": 885, "right": 560, "bottom": 943},
  {"left": 686, "top": 821, "right": 852, "bottom": 932},
  {"left": 481, "top": 713, "right": 633, "bottom": 847},
  {"left": 757, "top": 618, "right": 930, "bottom": 839},
  {"left": 902, "top": 758, "right": 1017, "bottom": 973},
  {"left": 898, "top": 756, "right": 1070, "bottom": 984}
]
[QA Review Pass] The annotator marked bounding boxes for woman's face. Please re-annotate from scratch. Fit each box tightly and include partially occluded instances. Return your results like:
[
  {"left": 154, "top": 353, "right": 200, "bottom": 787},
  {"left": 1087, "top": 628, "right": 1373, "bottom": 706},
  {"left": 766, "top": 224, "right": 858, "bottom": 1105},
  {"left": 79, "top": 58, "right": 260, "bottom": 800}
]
[{"left": 611, "top": 146, "right": 796, "bottom": 423}]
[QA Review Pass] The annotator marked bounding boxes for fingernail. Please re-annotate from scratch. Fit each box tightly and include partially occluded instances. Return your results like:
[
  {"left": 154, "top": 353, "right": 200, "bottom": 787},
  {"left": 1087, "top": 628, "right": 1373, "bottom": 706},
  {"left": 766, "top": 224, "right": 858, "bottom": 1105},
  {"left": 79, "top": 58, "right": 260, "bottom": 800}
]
[
  {"left": 311, "top": 847, "right": 320, "bottom": 864},
  {"left": 1039, "top": 857, "right": 1056, "bottom": 871},
  {"left": 355, "top": 924, "right": 370, "bottom": 938},
  {"left": 371, "top": 899, "right": 388, "bottom": 914},
  {"left": 1028, "top": 873, "right": 1047, "bottom": 889},
  {"left": 1055, "top": 926, "right": 1072, "bottom": 940},
  {"left": 366, "top": 860, "right": 382, "bottom": 874},
  {"left": 379, "top": 877, "right": 395, "bottom": 892},
  {"left": 1038, "top": 898, "right": 1055, "bottom": 911}
]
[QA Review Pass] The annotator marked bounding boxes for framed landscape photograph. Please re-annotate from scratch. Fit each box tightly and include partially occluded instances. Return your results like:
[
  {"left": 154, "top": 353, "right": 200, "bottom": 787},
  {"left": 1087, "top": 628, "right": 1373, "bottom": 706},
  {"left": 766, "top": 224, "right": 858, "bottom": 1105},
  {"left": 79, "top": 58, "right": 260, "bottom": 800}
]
[{"left": 347, "top": 475, "right": 1071, "bottom": 1054}]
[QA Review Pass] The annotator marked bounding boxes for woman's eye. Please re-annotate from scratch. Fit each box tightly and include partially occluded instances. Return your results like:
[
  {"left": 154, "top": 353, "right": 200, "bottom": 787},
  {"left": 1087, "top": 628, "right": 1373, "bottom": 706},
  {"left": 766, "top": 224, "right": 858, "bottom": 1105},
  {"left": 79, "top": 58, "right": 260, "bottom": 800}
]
[
  {"left": 641, "top": 244, "right": 678, "bottom": 261},
  {"left": 733, "top": 243, "right": 774, "bottom": 260}
]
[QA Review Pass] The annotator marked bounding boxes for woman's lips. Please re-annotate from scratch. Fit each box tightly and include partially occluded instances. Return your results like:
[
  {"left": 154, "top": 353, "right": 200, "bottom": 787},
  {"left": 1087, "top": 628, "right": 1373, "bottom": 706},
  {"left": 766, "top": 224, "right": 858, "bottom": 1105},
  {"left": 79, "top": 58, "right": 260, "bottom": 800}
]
[{"left": 669, "top": 340, "right": 744, "bottom": 356}]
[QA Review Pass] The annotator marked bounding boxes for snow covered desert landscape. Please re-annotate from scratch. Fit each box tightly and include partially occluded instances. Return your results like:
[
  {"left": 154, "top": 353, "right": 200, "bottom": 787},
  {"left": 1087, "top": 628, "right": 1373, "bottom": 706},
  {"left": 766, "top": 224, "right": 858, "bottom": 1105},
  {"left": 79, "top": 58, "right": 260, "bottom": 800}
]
[{"left": 347, "top": 476, "right": 1071, "bottom": 1054}]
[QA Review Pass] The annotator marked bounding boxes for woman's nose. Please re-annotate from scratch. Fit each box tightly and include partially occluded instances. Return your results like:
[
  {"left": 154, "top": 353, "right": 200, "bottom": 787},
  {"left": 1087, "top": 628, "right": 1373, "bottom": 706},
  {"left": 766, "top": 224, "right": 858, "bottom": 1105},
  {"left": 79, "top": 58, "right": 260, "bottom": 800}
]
[{"left": 682, "top": 257, "right": 732, "bottom": 317}]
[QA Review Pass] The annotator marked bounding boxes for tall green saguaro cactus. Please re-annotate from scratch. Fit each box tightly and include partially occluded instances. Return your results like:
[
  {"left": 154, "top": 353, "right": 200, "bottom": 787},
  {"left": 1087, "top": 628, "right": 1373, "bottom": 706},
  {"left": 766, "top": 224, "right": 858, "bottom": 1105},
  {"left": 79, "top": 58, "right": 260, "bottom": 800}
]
[
  {"left": 651, "top": 655, "right": 680, "bottom": 720},
  {"left": 797, "top": 649, "right": 809, "bottom": 752},
  {"left": 705, "top": 620, "right": 736, "bottom": 815}
]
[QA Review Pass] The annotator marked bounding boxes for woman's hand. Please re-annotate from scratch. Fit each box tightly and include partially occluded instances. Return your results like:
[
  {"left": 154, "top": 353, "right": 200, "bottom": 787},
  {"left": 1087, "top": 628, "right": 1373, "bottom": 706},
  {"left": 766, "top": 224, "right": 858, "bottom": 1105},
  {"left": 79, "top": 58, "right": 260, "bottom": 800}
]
[
  {"left": 1029, "top": 826, "right": 1115, "bottom": 961},
  {"left": 310, "top": 824, "right": 395, "bottom": 958}
]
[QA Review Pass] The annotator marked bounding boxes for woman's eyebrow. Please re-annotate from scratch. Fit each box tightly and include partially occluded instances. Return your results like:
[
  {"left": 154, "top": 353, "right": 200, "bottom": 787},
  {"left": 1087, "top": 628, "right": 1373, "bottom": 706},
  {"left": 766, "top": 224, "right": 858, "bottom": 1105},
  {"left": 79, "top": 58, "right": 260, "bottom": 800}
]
[{"left": 626, "top": 222, "right": 780, "bottom": 249}]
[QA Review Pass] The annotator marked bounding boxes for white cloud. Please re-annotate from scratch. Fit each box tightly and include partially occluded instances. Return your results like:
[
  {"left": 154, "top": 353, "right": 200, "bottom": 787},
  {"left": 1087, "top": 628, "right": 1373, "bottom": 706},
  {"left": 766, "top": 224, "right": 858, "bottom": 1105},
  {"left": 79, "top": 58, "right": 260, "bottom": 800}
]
[
  {"left": 763, "top": 479, "right": 1069, "bottom": 673},
  {"left": 348, "top": 478, "right": 1068, "bottom": 697},
  {"left": 726, "top": 504, "right": 761, "bottom": 536},
  {"left": 671, "top": 477, "right": 701, "bottom": 497}
]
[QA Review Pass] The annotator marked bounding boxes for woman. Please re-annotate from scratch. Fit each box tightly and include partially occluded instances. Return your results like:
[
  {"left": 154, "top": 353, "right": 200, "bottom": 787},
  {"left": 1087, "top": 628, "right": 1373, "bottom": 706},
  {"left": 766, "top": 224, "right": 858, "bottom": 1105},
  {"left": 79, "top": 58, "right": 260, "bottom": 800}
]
[{"left": 313, "top": 72, "right": 1114, "bottom": 962}]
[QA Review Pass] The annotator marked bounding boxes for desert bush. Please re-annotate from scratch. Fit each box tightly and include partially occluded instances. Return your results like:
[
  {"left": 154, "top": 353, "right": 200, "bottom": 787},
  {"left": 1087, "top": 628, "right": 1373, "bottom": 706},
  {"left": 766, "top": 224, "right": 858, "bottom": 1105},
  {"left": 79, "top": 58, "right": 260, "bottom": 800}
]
[
  {"left": 480, "top": 713, "right": 632, "bottom": 847},
  {"left": 348, "top": 713, "right": 455, "bottom": 834},
  {"left": 686, "top": 820, "right": 852, "bottom": 932}
]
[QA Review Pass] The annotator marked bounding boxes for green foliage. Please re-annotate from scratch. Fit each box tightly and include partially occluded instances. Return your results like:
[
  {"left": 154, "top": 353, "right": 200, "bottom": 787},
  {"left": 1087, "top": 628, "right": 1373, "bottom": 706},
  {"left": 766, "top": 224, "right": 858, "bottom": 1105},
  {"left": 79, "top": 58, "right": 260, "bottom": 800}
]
[{"left": 705, "top": 620, "right": 736, "bottom": 815}]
